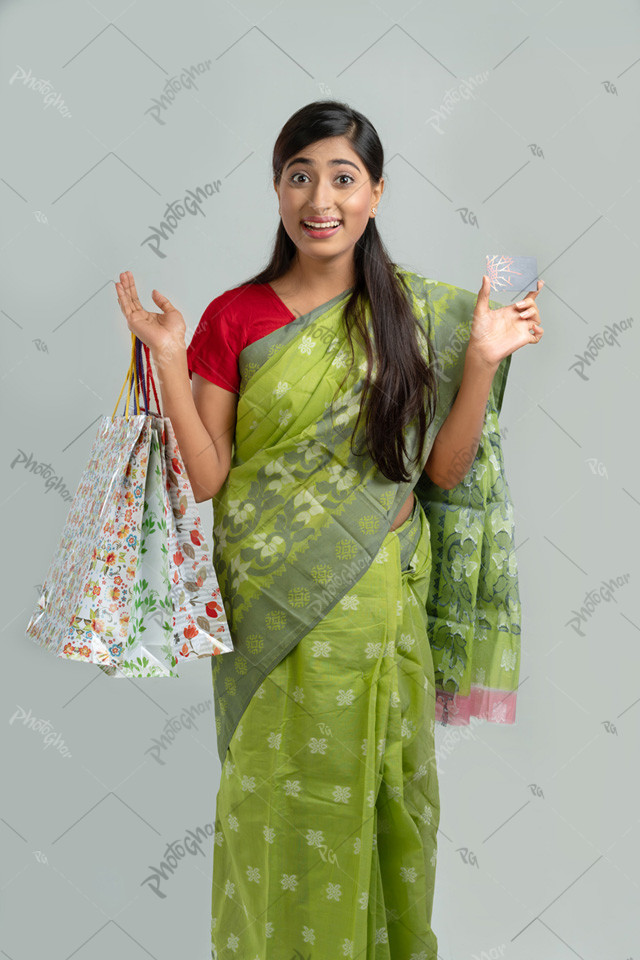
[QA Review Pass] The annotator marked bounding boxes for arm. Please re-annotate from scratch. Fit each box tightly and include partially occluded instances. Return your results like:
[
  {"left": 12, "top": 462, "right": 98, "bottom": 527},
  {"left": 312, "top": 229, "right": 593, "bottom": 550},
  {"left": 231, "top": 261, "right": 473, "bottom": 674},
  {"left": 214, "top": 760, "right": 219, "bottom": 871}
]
[
  {"left": 114, "top": 271, "right": 236, "bottom": 503},
  {"left": 424, "top": 274, "right": 544, "bottom": 490},
  {"left": 151, "top": 344, "right": 237, "bottom": 504},
  {"left": 424, "top": 349, "right": 498, "bottom": 490}
]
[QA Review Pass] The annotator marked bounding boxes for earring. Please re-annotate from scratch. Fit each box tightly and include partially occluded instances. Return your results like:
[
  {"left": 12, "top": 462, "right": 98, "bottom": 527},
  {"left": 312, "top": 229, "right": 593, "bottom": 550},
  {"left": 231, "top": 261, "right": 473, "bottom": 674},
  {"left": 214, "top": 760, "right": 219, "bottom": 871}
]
[{"left": 371, "top": 207, "right": 377, "bottom": 215}]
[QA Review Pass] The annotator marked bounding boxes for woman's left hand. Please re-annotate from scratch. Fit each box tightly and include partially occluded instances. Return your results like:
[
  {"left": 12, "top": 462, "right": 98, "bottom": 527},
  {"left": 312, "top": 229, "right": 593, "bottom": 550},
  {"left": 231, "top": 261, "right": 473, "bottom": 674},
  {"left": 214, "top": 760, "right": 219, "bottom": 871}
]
[{"left": 469, "top": 275, "right": 545, "bottom": 368}]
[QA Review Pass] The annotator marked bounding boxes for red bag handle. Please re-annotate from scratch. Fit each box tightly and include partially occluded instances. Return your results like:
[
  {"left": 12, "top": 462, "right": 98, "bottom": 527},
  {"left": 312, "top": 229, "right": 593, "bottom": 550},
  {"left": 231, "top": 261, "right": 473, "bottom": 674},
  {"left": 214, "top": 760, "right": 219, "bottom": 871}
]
[{"left": 112, "top": 334, "right": 163, "bottom": 420}]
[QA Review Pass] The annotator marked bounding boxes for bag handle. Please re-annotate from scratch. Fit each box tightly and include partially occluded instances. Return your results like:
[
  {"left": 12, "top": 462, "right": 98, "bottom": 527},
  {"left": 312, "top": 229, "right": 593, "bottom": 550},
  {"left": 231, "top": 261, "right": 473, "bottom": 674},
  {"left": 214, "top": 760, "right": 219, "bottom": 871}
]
[
  {"left": 139, "top": 342, "right": 163, "bottom": 417},
  {"left": 112, "top": 333, "right": 162, "bottom": 420}
]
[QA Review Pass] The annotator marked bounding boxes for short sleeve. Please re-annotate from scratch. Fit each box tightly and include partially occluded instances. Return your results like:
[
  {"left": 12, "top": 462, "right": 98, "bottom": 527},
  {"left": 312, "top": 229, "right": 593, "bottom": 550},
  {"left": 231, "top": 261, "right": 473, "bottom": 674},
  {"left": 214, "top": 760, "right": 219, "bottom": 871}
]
[{"left": 186, "top": 294, "right": 242, "bottom": 394}]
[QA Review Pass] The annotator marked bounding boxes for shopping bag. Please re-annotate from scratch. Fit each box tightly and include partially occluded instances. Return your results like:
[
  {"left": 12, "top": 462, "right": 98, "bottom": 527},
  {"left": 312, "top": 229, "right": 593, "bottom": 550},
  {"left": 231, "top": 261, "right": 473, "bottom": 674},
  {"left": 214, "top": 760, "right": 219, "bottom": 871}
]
[
  {"left": 25, "top": 411, "right": 152, "bottom": 668},
  {"left": 25, "top": 333, "right": 234, "bottom": 676},
  {"left": 159, "top": 417, "right": 230, "bottom": 659},
  {"left": 97, "top": 420, "right": 177, "bottom": 677}
]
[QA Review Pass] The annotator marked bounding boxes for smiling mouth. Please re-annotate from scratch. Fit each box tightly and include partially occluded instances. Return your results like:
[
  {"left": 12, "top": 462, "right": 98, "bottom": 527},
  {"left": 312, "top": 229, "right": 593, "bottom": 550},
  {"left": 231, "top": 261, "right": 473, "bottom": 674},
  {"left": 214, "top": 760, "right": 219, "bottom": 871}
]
[{"left": 301, "top": 219, "right": 342, "bottom": 229}]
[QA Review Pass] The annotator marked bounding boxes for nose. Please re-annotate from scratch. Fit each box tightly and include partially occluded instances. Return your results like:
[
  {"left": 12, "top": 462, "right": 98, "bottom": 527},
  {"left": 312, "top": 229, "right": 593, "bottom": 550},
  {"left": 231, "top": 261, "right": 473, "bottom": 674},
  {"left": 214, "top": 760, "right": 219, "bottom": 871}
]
[{"left": 309, "top": 180, "right": 336, "bottom": 212}]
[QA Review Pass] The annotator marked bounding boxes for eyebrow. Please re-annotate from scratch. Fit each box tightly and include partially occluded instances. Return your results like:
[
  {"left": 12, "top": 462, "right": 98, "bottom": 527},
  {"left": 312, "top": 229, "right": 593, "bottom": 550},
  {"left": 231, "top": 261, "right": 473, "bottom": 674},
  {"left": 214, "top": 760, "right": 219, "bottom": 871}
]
[{"left": 284, "top": 156, "right": 361, "bottom": 173}]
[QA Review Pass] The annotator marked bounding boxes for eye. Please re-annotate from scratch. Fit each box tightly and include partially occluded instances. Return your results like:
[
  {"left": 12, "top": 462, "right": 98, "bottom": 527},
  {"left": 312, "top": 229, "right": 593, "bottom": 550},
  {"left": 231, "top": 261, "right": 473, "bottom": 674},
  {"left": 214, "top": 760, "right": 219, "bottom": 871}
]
[{"left": 289, "top": 172, "right": 355, "bottom": 184}]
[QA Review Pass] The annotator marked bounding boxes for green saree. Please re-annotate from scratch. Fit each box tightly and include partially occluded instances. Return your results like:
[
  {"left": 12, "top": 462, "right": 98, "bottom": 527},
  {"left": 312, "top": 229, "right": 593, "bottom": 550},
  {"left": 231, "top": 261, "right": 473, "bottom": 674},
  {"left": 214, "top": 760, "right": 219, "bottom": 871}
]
[{"left": 207, "top": 267, "right": 521, "bottom": 959}]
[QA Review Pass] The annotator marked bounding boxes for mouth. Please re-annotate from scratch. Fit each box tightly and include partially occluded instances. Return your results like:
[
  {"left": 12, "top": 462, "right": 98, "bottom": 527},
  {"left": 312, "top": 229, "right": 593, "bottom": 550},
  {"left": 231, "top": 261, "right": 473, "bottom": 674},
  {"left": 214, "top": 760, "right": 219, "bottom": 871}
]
[{"left": 300, "top": 218, "right": 343, "bottom": 237}]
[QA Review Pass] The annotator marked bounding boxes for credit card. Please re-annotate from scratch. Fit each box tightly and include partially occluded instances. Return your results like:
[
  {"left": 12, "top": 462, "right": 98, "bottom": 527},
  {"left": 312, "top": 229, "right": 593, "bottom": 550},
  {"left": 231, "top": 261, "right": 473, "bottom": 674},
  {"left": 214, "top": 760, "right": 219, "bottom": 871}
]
[{"left": 485, "top": 255, "right": 538, "bottom": 298}]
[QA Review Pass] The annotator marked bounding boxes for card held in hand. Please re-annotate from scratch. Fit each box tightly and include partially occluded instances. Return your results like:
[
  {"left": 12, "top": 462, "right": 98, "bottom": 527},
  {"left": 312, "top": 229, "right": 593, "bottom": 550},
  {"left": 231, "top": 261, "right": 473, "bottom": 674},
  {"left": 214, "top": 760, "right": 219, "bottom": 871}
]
[{"left": 486, "top": 255, "right": 538, "bottom": 298}]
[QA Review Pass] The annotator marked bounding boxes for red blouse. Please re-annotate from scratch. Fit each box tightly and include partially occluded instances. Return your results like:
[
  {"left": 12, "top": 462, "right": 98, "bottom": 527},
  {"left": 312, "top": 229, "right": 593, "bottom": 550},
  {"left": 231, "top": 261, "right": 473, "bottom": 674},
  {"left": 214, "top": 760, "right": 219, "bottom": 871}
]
[{"left": 186, "top": 282, "right": 295, "bottom": 394}]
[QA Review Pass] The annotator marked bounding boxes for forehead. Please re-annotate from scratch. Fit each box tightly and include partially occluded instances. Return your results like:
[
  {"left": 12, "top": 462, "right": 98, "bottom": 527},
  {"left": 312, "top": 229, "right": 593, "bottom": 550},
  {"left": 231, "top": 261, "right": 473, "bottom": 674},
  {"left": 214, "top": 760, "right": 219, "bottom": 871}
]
[
  {"left": 296, "top": 135, "right": 355, "bottom": 154},
  {"left": 284, "top": 136, "right": 362, "bottom": 172}
]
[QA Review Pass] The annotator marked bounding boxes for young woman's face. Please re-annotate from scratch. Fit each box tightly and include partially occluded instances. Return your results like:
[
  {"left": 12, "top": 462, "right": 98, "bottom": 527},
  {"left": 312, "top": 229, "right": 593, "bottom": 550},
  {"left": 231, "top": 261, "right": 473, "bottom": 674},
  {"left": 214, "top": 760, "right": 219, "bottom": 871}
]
[{"left": 274, "top": 135, "right": 384, "bottom": 262}]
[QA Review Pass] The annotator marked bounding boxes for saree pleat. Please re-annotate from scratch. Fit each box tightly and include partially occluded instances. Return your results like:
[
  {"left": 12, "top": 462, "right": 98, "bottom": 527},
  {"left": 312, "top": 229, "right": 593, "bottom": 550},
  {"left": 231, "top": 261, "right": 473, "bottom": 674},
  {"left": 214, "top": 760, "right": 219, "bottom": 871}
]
[{"left": 211, "top": 500, "right": 439, "bottom": 959}]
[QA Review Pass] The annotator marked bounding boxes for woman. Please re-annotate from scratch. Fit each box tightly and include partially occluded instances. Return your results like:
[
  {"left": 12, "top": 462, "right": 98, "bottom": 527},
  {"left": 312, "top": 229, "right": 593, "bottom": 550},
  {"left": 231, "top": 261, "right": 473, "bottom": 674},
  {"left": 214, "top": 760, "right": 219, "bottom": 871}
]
[{"left": 116, "top": 100, "right": 543, "bottom": 960}]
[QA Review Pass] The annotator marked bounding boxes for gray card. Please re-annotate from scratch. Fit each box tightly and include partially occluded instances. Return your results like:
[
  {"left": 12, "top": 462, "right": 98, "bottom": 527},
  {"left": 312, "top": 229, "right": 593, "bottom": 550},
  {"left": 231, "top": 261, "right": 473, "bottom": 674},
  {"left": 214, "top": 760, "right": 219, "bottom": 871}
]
[{"left": 485, "top": 255, "right": 538, "bottom": 298}]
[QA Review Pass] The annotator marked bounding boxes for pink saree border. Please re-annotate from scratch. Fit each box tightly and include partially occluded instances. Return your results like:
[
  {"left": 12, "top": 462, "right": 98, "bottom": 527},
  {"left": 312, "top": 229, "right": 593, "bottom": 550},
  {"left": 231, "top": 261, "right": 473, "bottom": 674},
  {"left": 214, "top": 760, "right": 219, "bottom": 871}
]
[{"left": 435, "top": 685, "right": 517, "bottom": 726}]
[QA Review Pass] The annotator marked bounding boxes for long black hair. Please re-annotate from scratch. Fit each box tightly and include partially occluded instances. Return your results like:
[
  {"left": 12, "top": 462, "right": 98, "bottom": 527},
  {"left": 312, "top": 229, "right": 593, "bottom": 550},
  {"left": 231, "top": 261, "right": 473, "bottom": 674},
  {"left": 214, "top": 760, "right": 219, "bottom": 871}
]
[{"left": 241, "top": 99, "right": 439, "bottom": 483}]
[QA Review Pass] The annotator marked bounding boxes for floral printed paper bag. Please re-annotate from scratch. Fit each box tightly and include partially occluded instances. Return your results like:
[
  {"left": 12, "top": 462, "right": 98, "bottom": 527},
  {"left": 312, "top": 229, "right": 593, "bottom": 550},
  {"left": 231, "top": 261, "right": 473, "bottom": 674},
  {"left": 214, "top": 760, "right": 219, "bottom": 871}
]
[
  {"left": 98, "top": 425, "right": 178, "bottom": 678},
  {"left": 25, "top": 415, "right": 152, "bottom": 667},
  {"left": 157, "top": 416, "right": 233, "bottom": 661}
]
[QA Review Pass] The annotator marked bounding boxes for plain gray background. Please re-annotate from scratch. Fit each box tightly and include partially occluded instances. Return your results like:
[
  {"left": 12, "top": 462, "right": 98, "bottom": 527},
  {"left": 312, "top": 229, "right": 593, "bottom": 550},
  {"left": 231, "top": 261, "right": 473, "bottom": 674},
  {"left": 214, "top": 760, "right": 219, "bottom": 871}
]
[{"left": 2, "top": 0, "right": 639, "bottom": 958}]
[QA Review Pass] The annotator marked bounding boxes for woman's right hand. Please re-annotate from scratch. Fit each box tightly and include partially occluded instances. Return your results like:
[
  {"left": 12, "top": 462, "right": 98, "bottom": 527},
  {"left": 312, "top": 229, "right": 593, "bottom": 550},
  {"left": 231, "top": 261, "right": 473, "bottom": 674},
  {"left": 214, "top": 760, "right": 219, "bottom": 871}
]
[{"left": 115, "top": 270, "right": 186, "bottom": 361}]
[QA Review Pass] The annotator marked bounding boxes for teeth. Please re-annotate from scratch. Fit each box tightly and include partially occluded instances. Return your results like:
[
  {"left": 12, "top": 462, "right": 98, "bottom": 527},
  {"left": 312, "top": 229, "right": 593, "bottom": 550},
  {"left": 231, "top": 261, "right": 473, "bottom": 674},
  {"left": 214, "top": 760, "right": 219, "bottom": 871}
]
[{"left": 303, "top": 220, "right": 341, "bottom": 229}]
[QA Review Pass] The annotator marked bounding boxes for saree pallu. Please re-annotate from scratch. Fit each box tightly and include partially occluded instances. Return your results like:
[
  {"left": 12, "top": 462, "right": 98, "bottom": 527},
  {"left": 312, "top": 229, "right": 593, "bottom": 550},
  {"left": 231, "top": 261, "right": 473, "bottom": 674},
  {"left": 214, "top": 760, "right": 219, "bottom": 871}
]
[
  {"left": 206, "top": 267, "right": 521, "bottom": 958},
  {"left": 413, "top": 281, "right": 521, "bottom": 725}
]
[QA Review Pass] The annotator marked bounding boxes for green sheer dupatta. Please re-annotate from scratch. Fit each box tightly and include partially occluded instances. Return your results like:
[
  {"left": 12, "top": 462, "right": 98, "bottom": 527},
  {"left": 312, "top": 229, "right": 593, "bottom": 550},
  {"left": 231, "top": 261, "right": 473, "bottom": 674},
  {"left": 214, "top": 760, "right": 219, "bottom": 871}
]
[{"left": 403, "top": 274, "right": 521, "bottom": 725}]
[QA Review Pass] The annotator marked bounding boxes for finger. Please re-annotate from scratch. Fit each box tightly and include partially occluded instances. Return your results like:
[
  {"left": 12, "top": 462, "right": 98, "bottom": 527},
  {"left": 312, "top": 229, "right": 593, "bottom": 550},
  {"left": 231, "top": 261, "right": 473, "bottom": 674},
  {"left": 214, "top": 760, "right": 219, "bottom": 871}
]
[
  {"left": 515, "top": 295, "right": 536, "bottom": 309},
  {"left": 151, "top": 288, "right": 175, "bottom": 314},
  {"left": 530, "top": 325, "right": 543, "bottom": 342},
  {"left": 528, "top": 279, "right": 545, "bottom": 300},
  {"left": 477, "top": 274, "right": 491, "bottom": 309},
  {"left": 116, "top": 272, "right": 134, "bottom": 305},
  {"left": 519, "top": 279, "right": 545, "bottom": 305},
  {"left": 121, "top": 270, "right": 144, "bottom": 311},
  {"left": 115, "top": 280, "right": 132, "bottom": 317}
]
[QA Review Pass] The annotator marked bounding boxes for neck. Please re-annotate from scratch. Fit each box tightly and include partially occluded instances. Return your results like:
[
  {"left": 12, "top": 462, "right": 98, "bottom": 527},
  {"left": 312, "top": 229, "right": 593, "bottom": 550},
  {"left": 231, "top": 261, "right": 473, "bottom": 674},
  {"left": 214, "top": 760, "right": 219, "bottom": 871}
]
[{"left": 287, "top": 253, "right": 355, "bottom": 294}]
